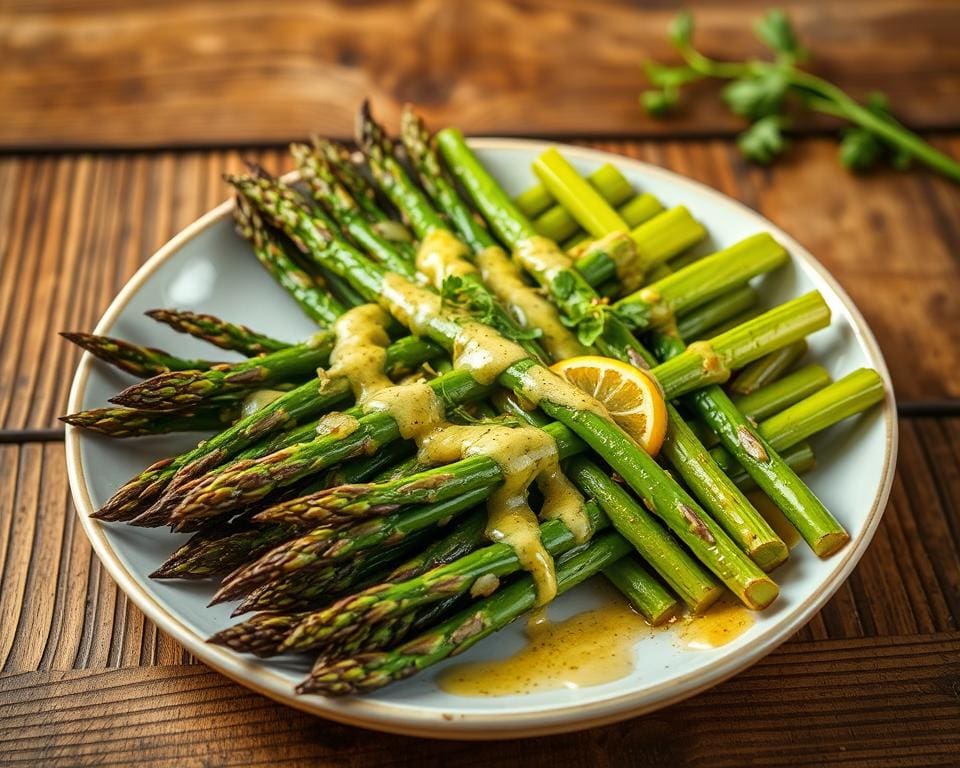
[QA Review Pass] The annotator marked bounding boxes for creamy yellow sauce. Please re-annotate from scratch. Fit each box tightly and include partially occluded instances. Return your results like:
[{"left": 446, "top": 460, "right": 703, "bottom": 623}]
[
  {"left": 439, "top": 592, "right": 756, "bottom": 697},
  {"left": 476, "top": 246, "right": 588, "bottom": 361},
  {"left": 537, "top": 465, "right": 591, "bottom": 544},
  {"left": 452, "top": 322, "right": 528, "bottom": 385},
  {"left": 587, "top": 231, "right": 645, "bottom": 293},
  {"left": 516, "top": 364, "right": 611, "bottom": 419},
  {"left": 363, "top": 382, "right": 446, "bottom": 440},
  {"left": 677, "top": 596, "right": 755, "bottom": 650},
  {"left": 438, "top": 589, "right": 653, "bottom": 696},
  {"left": 415, "top": 229, "right": 478, "bottom": 289},
  {"left": 380, "top": 272, "right": 443, "bottom": 338},
  {"left": 514, "top": 236, "right": 574, "bottom": 284},
  {"left": 418, "top": 422, "right": 586, "bottom": 603},
  {"left": 327, "top": 304, "right": 393, "bottom": 403},
  {"left": 633, "top": 285, "right": 677, "bottom": 330}
]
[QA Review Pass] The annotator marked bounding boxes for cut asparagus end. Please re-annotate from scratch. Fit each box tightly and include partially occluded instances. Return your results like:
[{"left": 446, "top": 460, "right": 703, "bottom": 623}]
[
  {"left": 750, "top": 538, "right": 790, "bottom": 573},
  {"left": 743, "top": 578, "right": 780, "bottom": 610},
  {"left": 813, "top": 530, "right": 851, "bottom": 558},
  {"left": 689, "top": 584, "right": 725, "bottom": 616}
]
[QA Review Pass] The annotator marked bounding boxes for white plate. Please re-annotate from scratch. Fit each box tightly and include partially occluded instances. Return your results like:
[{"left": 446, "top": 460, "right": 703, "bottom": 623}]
[{"left": 66, "top": 140, "right": 898, "bottom": 739}]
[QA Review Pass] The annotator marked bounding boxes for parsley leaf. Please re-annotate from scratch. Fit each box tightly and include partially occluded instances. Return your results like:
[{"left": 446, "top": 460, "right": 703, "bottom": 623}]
[
  {"left": 738, "top": 116, "right": 789, "bottom": 164},
  {"left": 723, "top": 70, "right": 789, "bottom": 119},
  {"left": 754, "top": 10, "right": 806, "bottom": 62},
  {"left": 669, "top": 12, "right": 694, "bottom": 48}
]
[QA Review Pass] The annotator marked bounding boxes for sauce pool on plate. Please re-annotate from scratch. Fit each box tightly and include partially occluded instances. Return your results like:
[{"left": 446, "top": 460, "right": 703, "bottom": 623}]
[
  {"left": 438, "top": 592, "right": 654, "bottom": 697},
  {"left": 439, "top": 590, "right": 757, "bottom": 697}
]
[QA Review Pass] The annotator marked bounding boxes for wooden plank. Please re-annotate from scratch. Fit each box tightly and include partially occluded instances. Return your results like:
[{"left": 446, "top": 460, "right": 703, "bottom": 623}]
[
  {"left": 0, "top": 443, "right": 187, "bottom": 674},
  {"left": 1, "top": 633, "right": 957, "bottom": 767},
  {"left": 2, "top": 1, "right": 960, "bottom": 148}
]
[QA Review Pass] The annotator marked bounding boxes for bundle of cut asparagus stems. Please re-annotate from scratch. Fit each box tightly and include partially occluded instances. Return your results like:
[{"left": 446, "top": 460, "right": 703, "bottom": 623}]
[{"left": 62, "top": 102, "right": 885, "bottom": 696}]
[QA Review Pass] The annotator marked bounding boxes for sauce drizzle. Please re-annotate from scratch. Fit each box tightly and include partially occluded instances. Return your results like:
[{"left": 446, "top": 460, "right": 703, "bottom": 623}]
[{"left": 438, "top": 589, "right": 652, "bottom": 697}]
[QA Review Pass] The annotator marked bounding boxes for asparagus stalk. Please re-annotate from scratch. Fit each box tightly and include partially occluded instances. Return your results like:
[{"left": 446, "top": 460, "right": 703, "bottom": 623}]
[
  {"left": 150, "top": 518, "right": 297, "bottom": 580},
  {"left": 61, "top": 404, "right": 241, "bottom": 438},
  {"left": 357, "top": 108, "right": 547, "bottom": 360},
  {"left": 675, "top": 285, "right": 758, "bottom": 341},
  {"left": 291, "top": 141, "right": 417, "bottom": 277},
  {"left": 276, "top": 501, "right": 607, "bottom": 654},
  {"left": 400, "top": 107, "right": 498, "bottom": 253},
  {"left": 152, "top": 441, "right": 414, "bottom": 579},
  {"left": 145, "top": 309, "right": 290, "bottom": 356},
  {"left": 729, "top": 442, "right": 815, "bottom": 491},
  {"left": 357, "top": 101, "right": 448, "bottom": 238},
  {"left": 515, "top": 163, "right": 633, "bottom": 218},
  {"left": 62, "top": 332, "right": 216, "bottom": 378},
  {"left": 688, "top": 363, "right": 832, "bottom": 447},
  {"left": 730, "top": 340, "right": 808, "bottom": 395},
  {"left": 234, "top": 193, "right": 347, "bottom": 326},
  {"left": 716, "top": 369, "right": 886, "bottom": 464},
  {"left": 733, "top": 364, "right": 832, "bottom": 422},
  {"left": 254, "top": 454, "right": 504, "bottom": 525},
  {"left": 299, "top": 530, "right": 633, "bottom": 696},
  {"left": 533, "top": 148, "right": 707, "bottom": 278},
  {"left": 168, "top": 369, "right": 490, "bottom": 528},
  {"left": 532, "top": 191, "right": 662, "bottom": 243},
  {"left": 602, "top": 556, "right": 679, "bottom": 625},
  {"left": 232, "top": 525, "right": 441, "bottom": 616},
  {"left": 213, "top": 483, "right": 492, "bottom": 609},
  {"left": 93, "top": 334, "right": 441, "bottom": 522},
  {"left": 212, "top": 512, "right": 488, "bottom": 657},
  {"left": 311, "top": 139, "right": 399, "bottom": 226},
  {"left": 109, "top": 335, "right": 335, "bottom": 411},
  {"left": 651, "top": 330, "right": 851, "bottom": 556}
]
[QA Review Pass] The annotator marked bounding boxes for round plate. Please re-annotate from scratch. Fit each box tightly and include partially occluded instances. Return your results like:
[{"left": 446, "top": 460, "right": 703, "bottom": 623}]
[{"left": 65, "top": 140, "right": 897, "bottom": 739}]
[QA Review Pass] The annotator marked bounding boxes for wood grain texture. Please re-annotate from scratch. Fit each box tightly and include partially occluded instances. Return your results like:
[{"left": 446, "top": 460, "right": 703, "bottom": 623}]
[
  {"left": 2, "top": 634, "right": 958, "bottom": 768},
  {"left": 1, "top": 0, "right": 960, "bottom": 148},
  {"left": 0, "top": 419, "right": 956, "bottom": 764},
  {"left": 0, "top": 138, "right": 956, "bottom": 432}
]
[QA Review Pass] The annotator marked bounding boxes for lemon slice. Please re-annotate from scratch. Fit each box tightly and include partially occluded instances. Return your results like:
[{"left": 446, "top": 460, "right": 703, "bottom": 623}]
[{"left": 551, "top": 355, "right": 668, "bottom": 456}]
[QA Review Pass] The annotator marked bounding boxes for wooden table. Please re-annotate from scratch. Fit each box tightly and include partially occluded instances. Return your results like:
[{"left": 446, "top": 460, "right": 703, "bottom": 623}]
[{"left": 1, "top": 2, "right": 958, "bottom": 765}]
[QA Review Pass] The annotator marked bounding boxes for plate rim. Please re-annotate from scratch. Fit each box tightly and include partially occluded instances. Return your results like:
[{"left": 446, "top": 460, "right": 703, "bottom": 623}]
[{"left": 65, "top": 138, "right": 899, "bottom": 739}]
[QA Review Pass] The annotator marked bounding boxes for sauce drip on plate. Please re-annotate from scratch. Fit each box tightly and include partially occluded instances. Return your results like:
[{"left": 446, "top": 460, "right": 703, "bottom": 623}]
[
  {"left": 438, "top": 591, "right": 653, "bottom": 697},
  {"left": 677, "top": 596, "right": 754, "bottom": 650}
]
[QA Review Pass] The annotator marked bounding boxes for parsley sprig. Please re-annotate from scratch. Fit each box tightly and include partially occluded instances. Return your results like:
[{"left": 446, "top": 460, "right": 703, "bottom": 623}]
[{"left": 642, "top": 10, "right": 960, "bottom": 183}]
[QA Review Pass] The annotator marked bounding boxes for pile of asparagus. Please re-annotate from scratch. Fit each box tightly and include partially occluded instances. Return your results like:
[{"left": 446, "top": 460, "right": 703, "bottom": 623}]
[{"left": 62, "top": 102, "right": 885, "bottom": 696}]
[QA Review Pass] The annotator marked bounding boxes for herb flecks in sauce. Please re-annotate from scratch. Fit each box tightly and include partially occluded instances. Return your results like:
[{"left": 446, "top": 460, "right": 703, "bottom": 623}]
[
  {"left": 438, "top": 589, "right": 652, "bottom": 696},
  {"left": 452, "top": 322, "right": 527, "bottom": 385},
  {"left": 327, "top": 304, "right": 393, "bottom": 403},
  {"left": 516, "top": 364, "right": 611, "bottom": 420},
  {"left": 514, "top": 236, "right": 574, "bottom": 284},
  {"left": 477, "top": 246, "right": 588, "bottom": 361},
  {"left": 415, "top": 229, "right": 478, "bottom": 289},
  {"left": 677, "top": 596, "right": 754, "bottom": 649},
  {"left": 381, "top": 273, "right": 443, "bottom": 338}
]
